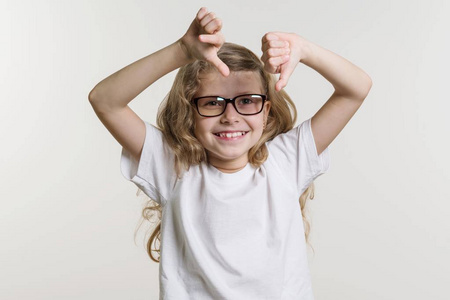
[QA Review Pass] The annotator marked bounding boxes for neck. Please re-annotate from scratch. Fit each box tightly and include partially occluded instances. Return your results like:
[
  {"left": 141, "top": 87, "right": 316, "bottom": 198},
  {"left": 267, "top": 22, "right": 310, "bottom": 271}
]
[
  {"left": 214, "top": 164, "right": 247, "bottom": 173},
  {"left": 208, "top": 156, "right": 248, "bottom": 174}
]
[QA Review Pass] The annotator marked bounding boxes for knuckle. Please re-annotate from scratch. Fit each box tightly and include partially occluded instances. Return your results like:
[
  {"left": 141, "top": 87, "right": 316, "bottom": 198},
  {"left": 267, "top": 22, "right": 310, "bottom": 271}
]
[
  {"left": 268, "top": 57, "right": 277, "bottom": 65},
  {"left": 204, "top": 51, "right": 218, "bottom": 61},
  {"left": 262, "top": 34, "right": 268, "bottom": 44},
  {"left": 205, "top": 25, "right": 214, "bottom": 34}
]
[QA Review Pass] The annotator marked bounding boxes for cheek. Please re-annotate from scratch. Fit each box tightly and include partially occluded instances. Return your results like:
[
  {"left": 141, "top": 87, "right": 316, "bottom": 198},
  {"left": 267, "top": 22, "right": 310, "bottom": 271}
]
[
  {"left": 250, "top": 117, "right": 265, "bottom": 130},
  {"left": 193, "top": 114, "right": 202, "bottom": 134},
  {"left": 193, "top": 125, "right": 203, "bottom": 142},
  {"left": 193, "top": 119, "right": 211, "bottom": 138}
]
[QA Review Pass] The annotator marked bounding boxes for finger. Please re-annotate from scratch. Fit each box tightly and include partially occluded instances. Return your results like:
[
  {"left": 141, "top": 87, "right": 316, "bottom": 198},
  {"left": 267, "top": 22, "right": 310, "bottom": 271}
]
[
  {"left": 261, "top": 39, "right": 289, "bottom": 53},
  {"left": 265, "top": 55, "right": 290, "bottom": 71},
  {"left": 204, "top": 17, "right": 222, "bottom": 34},
  {"left": 199, "top": 33, "right": 224, "bottom": 47},
  {"left": 261, "top": 32, "right": 279, "bottom": 44},
  {"left": 276, "top": 76, "right": 290, "bottom": 91},
  {"left": 275, "top": 75, "right": 288, "bottom": 91},
  {"left": 263, "top": 58, "right": 282, "bottom": 73},
  {"left": 276, "top": 64, "right": 295, "bottom": 91},
  {"left": 196, "top": 7, "right": 208, "bottom": 21},
  {"left": 208, "top": 55, "right": 230, "bottom": 77},
  {"left": 261, "top": 33, "right": 277, "bottom": 52},
  {"left": 261, "top": 45, "right": 289, "bottom": 62},
  {"left": 264, "top": 55, "right": 290, "bottom": 74},
  {"left": 275, "top": 79, "right": 285, "bottom": 92},
  {"left": 199, "top": 12, "right": 216, "bottom": 28},
  {"left": 268, "top": 47, "right": 290, "bottom": 57},
  {"left": 264, "top": 63, "right": 277, "bottom": 74}
]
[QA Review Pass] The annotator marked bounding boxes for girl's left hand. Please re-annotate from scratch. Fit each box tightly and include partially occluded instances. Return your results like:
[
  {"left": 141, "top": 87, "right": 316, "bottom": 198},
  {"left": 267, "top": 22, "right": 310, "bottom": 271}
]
[{"left": 261, "top": 32, "right": 307, "bottom": 91}]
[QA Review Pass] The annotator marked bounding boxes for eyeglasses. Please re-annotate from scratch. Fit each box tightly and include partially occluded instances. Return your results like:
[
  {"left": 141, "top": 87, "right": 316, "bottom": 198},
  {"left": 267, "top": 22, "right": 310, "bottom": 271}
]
[{"left": 192, "top": 94, "right": 268, "bottom": 117}]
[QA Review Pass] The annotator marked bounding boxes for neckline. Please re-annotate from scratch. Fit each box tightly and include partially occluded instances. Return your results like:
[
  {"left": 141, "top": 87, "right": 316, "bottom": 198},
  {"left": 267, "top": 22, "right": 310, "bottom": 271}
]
[{"left": 206, "top": 162, "right": 255, "bottom": 181}]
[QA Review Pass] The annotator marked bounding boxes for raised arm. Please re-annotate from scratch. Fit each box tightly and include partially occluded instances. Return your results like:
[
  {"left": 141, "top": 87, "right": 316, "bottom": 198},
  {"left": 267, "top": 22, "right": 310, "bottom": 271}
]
[
  {"left": 88, "top": 7, "right": 228, "bottom": 161},
  {"left": 89, "top": 7, "right": 228, "bottom": 110},
  {"left": 261, "top": 32, "right": 372, "bottom": 155}
]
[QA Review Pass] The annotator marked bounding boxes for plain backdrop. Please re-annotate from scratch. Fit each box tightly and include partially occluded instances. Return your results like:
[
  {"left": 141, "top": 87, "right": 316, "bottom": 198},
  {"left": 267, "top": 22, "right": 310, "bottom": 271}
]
[{"left": 1, "top": 0, "right": 449, "bottom": 299}]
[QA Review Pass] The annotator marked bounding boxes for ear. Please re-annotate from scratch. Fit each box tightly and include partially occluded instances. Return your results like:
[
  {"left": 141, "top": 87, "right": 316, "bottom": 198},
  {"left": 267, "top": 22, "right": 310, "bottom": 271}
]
[
  {"left": 262, "top": 101, "right": 271, "bottom": 130},
  {"left": 263, "top": 101, "right": 271, "bottom": 120}
]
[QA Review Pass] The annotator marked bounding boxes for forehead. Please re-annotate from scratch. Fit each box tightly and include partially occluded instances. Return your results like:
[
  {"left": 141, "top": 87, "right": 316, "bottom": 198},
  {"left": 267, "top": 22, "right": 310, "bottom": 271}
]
[{"left": 196, "top": 71, "right": 264, "bottom": 97}]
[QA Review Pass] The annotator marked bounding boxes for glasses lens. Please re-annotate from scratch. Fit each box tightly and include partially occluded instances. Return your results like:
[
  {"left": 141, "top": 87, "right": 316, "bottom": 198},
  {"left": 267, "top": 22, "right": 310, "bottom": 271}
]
[
  {"left": 235, "top": 95, "right": 263, "bottom": 115},
  {"left": 196, "top": 95, "right": 264, "bottom": 116},
  {"left": 197, "top": 97, "right": 225, "bottom": 116}
]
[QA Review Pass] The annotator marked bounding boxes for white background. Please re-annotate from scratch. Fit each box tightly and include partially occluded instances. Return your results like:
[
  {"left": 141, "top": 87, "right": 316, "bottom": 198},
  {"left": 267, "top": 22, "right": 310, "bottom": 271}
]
[{"left": 1, "top": 0, "right": 449, "bottom": 299}]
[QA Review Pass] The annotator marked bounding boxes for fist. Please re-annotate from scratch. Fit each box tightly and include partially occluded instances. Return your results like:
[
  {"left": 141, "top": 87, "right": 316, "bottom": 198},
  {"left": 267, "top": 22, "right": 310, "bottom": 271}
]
[
  {"left": 181, "top": 7, "right": 229, "bottom": 77},
  {"left": 261, "top": 32, "right": 305, "bottom": 91}
]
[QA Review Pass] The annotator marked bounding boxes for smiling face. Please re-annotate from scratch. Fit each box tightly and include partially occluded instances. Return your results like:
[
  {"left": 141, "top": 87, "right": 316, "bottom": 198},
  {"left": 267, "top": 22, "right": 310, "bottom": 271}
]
[{"left": 193, "top": 70, "right": 271, "bottom": 173}]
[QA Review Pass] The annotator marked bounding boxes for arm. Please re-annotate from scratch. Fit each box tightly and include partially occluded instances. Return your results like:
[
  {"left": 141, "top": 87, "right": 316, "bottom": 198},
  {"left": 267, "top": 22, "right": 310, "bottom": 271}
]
[
  {"left": 88, "top": 41, "right": 191, "bottom": 110},
  {"left": 261, "top": 32, "right": 372, "bottom": 155},
  {"left": 88, "top": 7, "right": 228, "bottom": 162},
  {"left": 89, "top": 7, "right": 229, "bottom": 110}
]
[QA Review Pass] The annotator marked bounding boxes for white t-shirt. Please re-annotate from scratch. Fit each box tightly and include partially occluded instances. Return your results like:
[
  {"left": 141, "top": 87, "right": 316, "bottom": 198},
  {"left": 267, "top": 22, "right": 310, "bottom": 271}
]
[{"left": 120, "top": 117, "right": 330, "bottom": 300}]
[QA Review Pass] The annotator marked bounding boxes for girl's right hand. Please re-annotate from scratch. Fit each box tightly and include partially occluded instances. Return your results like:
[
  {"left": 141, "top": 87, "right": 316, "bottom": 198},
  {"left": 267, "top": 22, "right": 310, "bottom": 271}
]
[{"left": 179, "top": 7, "right": 230, "bottom": 77}]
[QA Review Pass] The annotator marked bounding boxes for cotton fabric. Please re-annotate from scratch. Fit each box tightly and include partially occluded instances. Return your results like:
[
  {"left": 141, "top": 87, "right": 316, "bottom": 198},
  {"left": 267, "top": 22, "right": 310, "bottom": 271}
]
[{"left": 120, "top": 117, "right": 330, "bottom": 299}]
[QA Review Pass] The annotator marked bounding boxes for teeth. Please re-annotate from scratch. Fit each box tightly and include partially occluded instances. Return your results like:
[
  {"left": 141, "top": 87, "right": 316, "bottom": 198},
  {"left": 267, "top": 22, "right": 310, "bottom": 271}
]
[{"left": 216, "top": 131, "right": 246, "bottom": 138}]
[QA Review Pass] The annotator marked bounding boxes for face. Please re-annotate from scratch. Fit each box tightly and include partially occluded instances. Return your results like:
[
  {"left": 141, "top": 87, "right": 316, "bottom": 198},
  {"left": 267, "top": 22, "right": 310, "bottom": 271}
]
[{"left": 193, "top": 70, "right": 271, "bottom": 172}]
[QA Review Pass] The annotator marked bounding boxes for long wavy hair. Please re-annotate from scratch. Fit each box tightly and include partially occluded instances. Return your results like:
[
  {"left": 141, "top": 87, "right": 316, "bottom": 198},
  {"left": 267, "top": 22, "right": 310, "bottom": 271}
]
[{"left": 134, "top": 42, "right": 317, "bottom": 263}]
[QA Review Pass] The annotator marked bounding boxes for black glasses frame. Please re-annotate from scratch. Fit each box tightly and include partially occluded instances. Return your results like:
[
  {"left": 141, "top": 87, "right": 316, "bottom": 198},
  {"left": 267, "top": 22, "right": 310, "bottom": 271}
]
[{"left": 192, "top": 94, "right": 268, "bottom": 117}]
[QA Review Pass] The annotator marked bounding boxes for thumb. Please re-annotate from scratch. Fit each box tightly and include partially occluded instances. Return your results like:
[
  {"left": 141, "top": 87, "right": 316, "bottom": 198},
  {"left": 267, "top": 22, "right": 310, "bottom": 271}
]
[
  {"left": 276, "top": 63, "right": 295, "bottom": 91},
  {"left": 209, "top": 55, "right": 230, "bottom": 77},
  {"left": 275, "top": 78, "right": 286, "bottom": 92}
]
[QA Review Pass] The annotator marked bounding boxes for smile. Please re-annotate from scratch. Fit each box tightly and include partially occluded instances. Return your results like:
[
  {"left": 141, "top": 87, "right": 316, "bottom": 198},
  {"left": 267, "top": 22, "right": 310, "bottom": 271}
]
[{"left": 213, "top": 131, "right": 249, "bottom": 138}]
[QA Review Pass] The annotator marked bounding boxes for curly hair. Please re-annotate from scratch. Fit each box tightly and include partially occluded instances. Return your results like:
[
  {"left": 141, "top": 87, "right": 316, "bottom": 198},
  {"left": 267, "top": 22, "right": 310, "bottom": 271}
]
[{"left": 134, "top": 42, "right": 317, "bottom": 263}]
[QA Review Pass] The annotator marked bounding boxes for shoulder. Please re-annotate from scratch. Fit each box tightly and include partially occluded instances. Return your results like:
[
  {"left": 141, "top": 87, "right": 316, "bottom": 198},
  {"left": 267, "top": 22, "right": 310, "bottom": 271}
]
[
  {"left": 143, "top": 123, "right": 173, "bottom": 149},
  {"left": 266, "top": 119, "right": 308, "bottom": 149}
]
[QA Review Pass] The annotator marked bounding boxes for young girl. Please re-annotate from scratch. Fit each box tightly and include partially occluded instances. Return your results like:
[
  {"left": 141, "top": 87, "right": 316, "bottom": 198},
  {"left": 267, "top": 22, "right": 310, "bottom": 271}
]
[{"left": 89, "top": 7, "right": 372, "bottom": 300}]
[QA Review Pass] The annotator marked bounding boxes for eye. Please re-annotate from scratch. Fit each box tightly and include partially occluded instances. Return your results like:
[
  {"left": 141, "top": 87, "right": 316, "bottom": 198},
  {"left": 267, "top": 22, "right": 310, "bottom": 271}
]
[
  {"left": 205, "top": 100, "right": 220, "bottom": 106},
  {"left": 199, "top": 98, "right": 224, "bottom": 107},
  {"left": 238, "top": 98, "right": 254, "bottom": 105}
]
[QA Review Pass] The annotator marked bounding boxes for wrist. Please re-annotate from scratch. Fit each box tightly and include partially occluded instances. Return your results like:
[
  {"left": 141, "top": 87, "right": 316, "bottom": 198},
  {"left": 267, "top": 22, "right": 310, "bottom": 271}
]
[
  {"left": 294, "top": 35, "right": 312, "bottom": 63},
  {"left": 297, "top": 37, "right": 317, "bottom": 66},
  {"left": 177, "top": 37, "right": 196, "bottom": 65}
]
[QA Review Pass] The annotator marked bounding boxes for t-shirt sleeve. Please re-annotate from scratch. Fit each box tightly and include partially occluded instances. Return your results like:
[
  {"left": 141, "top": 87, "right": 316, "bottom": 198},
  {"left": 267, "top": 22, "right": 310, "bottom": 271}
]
[
  {"left": 266, "top": 117, "right": 331, "bottom": 194},
  {"left": 120, "top": 121, "right": 177, "bottom": 206}
]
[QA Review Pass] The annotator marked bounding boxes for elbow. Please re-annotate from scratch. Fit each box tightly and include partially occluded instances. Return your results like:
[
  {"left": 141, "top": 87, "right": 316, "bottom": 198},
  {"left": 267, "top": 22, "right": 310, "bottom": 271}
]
[
  {"left": 88, "top": 85, "right": 107, "bottom": 106},
  {"left": 88, "top": 87, "right": 108, "bottom": 111},
  {"left": 336, "top": 73, "right": 373, "bottom": 102},
  {"left": 88, "top": 87, "right": 99, "bottom": 103},
  {"left": 356, "top": 74, "right": 373, "bottom": 101},
  {"left": 362, "top": 75, "right": 373, "bottom": 99}
]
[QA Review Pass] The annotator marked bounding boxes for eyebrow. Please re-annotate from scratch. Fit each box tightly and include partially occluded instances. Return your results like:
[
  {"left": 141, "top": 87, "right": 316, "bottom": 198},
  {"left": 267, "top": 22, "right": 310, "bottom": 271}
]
[{"left": 195, "top": 92, "right": 264, "bottom": 98}]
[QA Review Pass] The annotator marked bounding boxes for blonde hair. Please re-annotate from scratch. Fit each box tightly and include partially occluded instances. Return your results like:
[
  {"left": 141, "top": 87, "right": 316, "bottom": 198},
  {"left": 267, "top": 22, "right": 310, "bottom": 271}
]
[{"left": 134, "top": 42, "right": 317, "bottom": 263}]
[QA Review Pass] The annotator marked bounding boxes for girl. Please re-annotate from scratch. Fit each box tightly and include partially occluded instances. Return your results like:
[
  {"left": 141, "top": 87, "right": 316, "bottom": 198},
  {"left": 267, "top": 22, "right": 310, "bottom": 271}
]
[{"left": 89, "top": 7, "right": 372, "bottom": 300}]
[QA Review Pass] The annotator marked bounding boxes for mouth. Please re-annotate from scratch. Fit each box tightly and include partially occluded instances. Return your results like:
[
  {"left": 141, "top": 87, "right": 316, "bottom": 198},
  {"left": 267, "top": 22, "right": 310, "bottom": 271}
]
[{"left": 213, "top": 131, "right": 249, "bottom": 138}]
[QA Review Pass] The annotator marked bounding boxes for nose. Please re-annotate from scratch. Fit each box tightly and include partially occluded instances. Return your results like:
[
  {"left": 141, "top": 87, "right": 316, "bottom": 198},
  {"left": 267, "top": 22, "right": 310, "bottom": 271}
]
[{"left": 220, "top": 101, "right": 240, "bottom": 123}]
